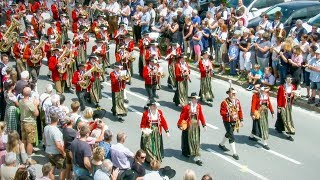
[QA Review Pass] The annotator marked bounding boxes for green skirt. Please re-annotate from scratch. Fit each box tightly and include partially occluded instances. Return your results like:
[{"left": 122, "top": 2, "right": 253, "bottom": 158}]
[
  {"left": 181, "top": 118, "right": 200, "bottom": 157},
  {"left": 167, "top": 63, "right": 176, "bottom": 87},
  {"left": 77, "top": 45, "right": 87, "bottom": 65},
  {"left": 251, "top": 105, "right": 269, "bottom": 140},
  {"left": 173, "top": 80, "right": 188, "bottom": 106},
  {"left": 140, "top": 125, "right": 164, "bottom": 162},
  {"left": 111, "top": 91, "right": 128, "bottom": 116},
  {"left": 200, "top": 76, "right": 214, "bottom": 101},
  {"left": 280, "top": 105, "right": 295, "bottom": 134},
  {"left": 90, "top": 79, "right": 102, "bottom": 105}
]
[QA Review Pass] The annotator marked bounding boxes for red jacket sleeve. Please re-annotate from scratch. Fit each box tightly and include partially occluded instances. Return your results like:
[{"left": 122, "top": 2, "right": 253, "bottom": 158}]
[
  {"left": 251, "top": 93, "right": 258, "bottom": 115},
  {"left": 267, "top": 95, "right": 274, "bottom": 114},
  {"left": 72, "top": 10, "right": 78, "bottom": 22},
  {"left": 48, "top": 56, "right": 58, "bottom": 71},
  {"left": 72, "top": 23, "right": 78, "bottom": 33},
  {"left": 237, "top": 100, "right": 243, "bottom": 120},
  {"left": 220, "top": 100, "right": 228, "bottom": 119},
  {"left": 72, "top": 71, "right": 79, "bottom": 85},
  {"left": 277, "top": 85, "right": 284, "bottom": 108},
  {"left": 198, "top": 61, "right": 206, "bottom": 78},
  {"left": 197, "top": 104, "right": 206, "bottom": 126},
  {"left": 143, "top": 66, "right": 149, "bottom": 80},
  {"left": 22, "top": 46, "right": 31, "bottom": 59},
  {"left": 140, "top": 111, "right": 149, "bottom": 129},
  {"left": 177, "top": 105, "right": 188, "bottom": 126},
  {"left": 159, "top": 110, "right": 169, "bottom": 131}
]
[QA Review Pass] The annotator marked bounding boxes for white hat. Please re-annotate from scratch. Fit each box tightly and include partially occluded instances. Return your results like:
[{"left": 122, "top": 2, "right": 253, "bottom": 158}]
[{"left": 45, "top": 84, "right": 53, "bottom": 93}]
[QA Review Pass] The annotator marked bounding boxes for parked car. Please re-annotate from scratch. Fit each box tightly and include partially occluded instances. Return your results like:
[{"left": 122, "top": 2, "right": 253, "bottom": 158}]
[
  {"left": 289, "top": 13, "right": 320, "bottom": 35},
  {"left": 248, "top": 1, "right": 320, "bottom": 34}
]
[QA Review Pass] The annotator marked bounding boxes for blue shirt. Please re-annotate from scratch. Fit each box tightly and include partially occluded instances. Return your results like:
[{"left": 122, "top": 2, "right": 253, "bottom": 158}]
[
  {"left": 99, "top": 141, "right": 112, "bottom": 160},
  {"left": 250, "top": 69, "right": 263, "bottom": 79},
  {"left": 309, "top": 59, "right": 320, "bottom": 82},
  {"left": 228, "top": 44, "right": 239, "bottom": 60},
  {"left": 201, "top": 28, "right": 210, "bottom": 48},
  {"left": 191, "top": 16, "right": 201, "bottom": 26}
]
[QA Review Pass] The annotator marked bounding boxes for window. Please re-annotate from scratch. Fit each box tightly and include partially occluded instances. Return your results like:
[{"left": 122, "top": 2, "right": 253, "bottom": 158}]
[
  {"left": 265, "top": 6, "right": 295, "bottom": 22},
  {"left": 252, "top": 0, "right": 267, "bottom": 9}
]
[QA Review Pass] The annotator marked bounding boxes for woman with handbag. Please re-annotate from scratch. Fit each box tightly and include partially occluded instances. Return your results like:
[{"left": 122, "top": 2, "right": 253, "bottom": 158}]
[
  {"left": 249, "top": 84, "right": 274, "bottom": 150},
  {"left": 177, "top": 92, "right": 207, "bottom": 166}
]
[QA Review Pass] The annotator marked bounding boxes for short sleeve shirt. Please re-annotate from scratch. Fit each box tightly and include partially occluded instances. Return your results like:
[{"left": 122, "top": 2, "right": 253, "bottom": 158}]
[
  {"left": 44, "top": 125, "right": 64, "bottom": 154},
  {"left": 70, "top": 139, "right": 92, "bottom": 169},
  {"left": 19, "top": 99, "right": 37, "bottom": 122}
]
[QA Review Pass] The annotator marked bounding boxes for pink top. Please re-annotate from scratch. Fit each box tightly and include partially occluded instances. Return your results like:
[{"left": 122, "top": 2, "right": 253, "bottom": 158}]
[{"left": 291, "top": 54, "right": 303, "bottom": 67}]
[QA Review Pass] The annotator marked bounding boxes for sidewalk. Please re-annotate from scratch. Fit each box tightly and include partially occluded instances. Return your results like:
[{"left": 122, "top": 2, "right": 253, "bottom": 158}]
[{"left": 187, "top": 63, "right": 320, "bottom": 113}]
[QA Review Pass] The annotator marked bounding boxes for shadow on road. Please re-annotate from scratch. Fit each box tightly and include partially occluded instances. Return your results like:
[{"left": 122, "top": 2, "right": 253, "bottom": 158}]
[
  {"left": 201, "top": 143, "right": 233, "bottom": 158},
  {"left": 130, "top": 105, "right": 146, "bottom": 113},
  {"left": 128, "top": 87, "right": 147, "bottom": 97},
  {"left": 164, "top": 148, "right": 194, "bottom": 164},
  {"left": 157, "top": 100, "right": 181, "bottom": 112},
  {"left": 235, "top": 135, "right": 259, "bottom": 147},
  {"left": 269, "top": 128, "right": 288, "bottom": 140}
]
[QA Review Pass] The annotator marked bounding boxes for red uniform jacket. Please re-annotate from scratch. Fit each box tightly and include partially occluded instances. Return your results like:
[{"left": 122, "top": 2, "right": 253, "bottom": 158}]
[
  {"left": 73, "top": 33, "right": 89, "bottom": 47},
  {"left": 47, "top": 26, "right": 62, "bottom": 36},
  {"left": 177, "top": 103, "right": 206, "bottom": 128},
  {"left": 198, "top": 59, "right": 214, "bottom": 78},
  {"left": 44, "top": 42, "right": 52, "bottom": 60},
  {"left": 72, "top": 22, "right": 80, "bottom": 33},
  {"left": 30, "top": 2, "right": 40, "bottom": 13},
  {"left": 72, "top": 70, "right": 95, "bottom": 92},
  {"left": 110, "top": 71, "right": 126, "bottom": 92},
  {"left": 114, "top": 29, "right": 128, "bottom": 44},
  {"left": 48, "top": 55, "right": 67, "bottom": 81},
  {"left": 138, "top": 37, "right": 152, "bottom": 54},
  {"left": 95, "top": 31, "right": 109, "bottom": 40},
  {"left": 92, "top": 45, "right": 107, "bottom": 59},
  {"left": 51, "top": 4, "right": 59, "bottom": 20},
  {"left": 31, "top": 15, "right": 43, "bottom": 33},
  {"left": 72, "top": 9, "right": 79, "bottom": 23},
  {"left": 125, "top": 40, "right": 135, "bottom": 52},
  {"left": 277, "top": 84, "right": 296, "bottom": 108},
  {"left": 23, "top": 45, "right": 44, "bottom": 67},
  {"left": 115, "top": 50, "right": 128, "bottom": 62},
  {"left": 143, "top": 65, "right": 158, "bottom": 85},
  {"left": 220, "top": 98, "right": 244, "bottom": 122},
  {"left": 12, "top": 42, "right": 25, "bottom": 59},
  {"left": 175, "top": 62, "right": 190, "bottom": 82},
  {"left": 251, "top": 92, "right": 274, "bottom": 115},
  {"left": 140, "top": 109, "right": 169, "bottom": 134},
  {"left": 145, "top": 48, "right": 161, "bottom": 62},
  {"left": 166, "top": 47, "right": 182, "bottom": 65}
]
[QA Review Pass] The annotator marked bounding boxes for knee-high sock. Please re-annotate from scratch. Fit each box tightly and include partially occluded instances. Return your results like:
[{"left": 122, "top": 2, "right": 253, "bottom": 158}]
[
  {"left": 230, "top": 142, "right": 237, "bottom": 154},
  {"left": 263, "top": 140, "right": 268, "bottom": 145},
  {"left": 220, "top": 136, "right": 228, "bottom": 146}
]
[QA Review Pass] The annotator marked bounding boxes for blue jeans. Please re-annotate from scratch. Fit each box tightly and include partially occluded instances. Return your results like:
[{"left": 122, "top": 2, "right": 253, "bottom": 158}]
[
  {"left": 279, "top": 66, "right": 288, "bottom": 85},
  {"left": 141, "top": 25, "right": 149, "bottom": 35},
  {"left": 304, "top": 71, "right": 311, "bottom": 86},
  {"left": 178, "top": 31, "right": 183, "bottom": 50},
  {"left": 230, "top": 59, "right": 238, "bottom": 75},
  {"left": 73, "top": 165, "right": 90, "bottom": 179}
]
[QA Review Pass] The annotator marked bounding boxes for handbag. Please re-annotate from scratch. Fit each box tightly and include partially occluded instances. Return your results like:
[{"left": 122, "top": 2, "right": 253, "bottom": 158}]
[
  {"left": 253, "top": 110, "right": 260, "bottom": 120},
  {"left": 180, "top": 120, "right": 188, "bottom": 130}
]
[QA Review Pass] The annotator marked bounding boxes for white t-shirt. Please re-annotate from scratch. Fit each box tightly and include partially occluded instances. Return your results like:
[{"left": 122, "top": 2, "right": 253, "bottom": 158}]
[{"left": 44, "top": 125, "right": 64, "bottom": 155}]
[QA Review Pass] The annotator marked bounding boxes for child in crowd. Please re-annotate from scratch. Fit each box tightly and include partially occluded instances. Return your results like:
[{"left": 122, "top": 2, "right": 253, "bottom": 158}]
[
  {"left": 228, "top": 37, "right": 239, "bottom": 76},
  {"left": 247, "top": 64, "right": 263, "bottom": 91}
]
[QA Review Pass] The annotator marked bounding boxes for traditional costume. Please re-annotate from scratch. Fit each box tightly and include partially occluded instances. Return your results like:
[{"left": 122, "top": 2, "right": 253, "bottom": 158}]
[
  {"left": 143, "top": 59, "right": 160, "bottom": 106},
  {"left": 198, "top": 51, "right": 214, "bottom": 106},
  {"left": 115, "top": 45, "right": 132, "bottom": 84},
  {"left": 249, "top": 85, "right": 274, "bottom": 149},
  {"left": 73, "top": 25, "right": 89, "bottom": 65},
  {"left": 48, "top": 47, "right": 67, "bottom": 94},
  {"left": 219, "top": 87, "right": 243, "bottom": 160},
  {"left": 173, "top": 55, "right": 190, "bottom": 107},
  {"left": 138, "top": 31, "right": 151, "bottom": 77},
  {"left": 177, "top": 92, "right": 206, "bottom": 166},
  {"left": 12, "top": 34, "right": 28, "bottom": 77},
  {"left": 275, "top": 76, "right": 296, "bottom": 141},
  {"left": 140, "top": 99, "right": 169, "bottom": 162},
  {"left": 110, "top": 62, "right": 128, "bottom": 121},
  {"left": 86, "top": 55, "right": 103, "bottom": 108},
  {"left": 92, "top": 39, "right": 109, "bottom": 76},
  {"left": 114, "top": 22, "right": 128, "bottom": 51},
  {"left": 166, "top": 43, "right": 182, "bottom": 89}
]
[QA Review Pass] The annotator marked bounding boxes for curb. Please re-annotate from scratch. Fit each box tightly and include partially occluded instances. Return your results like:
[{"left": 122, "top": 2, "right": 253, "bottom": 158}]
[{"left": 188, "top": 64, "right": 320, "bottom": 113}]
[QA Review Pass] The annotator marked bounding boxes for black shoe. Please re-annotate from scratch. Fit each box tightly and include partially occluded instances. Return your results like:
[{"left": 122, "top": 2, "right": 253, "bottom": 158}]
[
  {"left": 195, "top": 160, "right": 203, "bottom": 166},
  {"left": 155, "top": 95, "right": 159, "bottom": 99},
  {"left": 218, "top": 144, "right": 229, "bottom": 152},
  {"left": 168, "top": 84, "right": 173, "bottom": 89},
  {"left": 262, "top": 145, "right": 270, "bottom": 150},
  {"left": 232, "top": 154, "right": 239, "bottom": 160},
  {"left": 118, "top": 117, "right": 124, "bottom": 122},
  {"left": 248, "top": 136, "right": 259, "bottom": 142},
  {"left": 287, "top": 136, "right": 294, "bottom": 141},
  {"left": 206, "top": 102, "right": 213, "bottom": 107},
  {"left": 124, "top": 99, "right": 129, "bottom": 103}
]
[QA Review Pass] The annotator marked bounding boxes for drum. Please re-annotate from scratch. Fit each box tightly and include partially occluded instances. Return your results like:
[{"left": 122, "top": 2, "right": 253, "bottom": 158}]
[{"left": 108, "top": 15, "right": 119, "bottom": 35}]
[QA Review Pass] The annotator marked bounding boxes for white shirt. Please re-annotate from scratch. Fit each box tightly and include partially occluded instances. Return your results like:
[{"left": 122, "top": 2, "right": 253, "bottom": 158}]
[
  {"left": 183, "top": 5, "right": 193, "bottom": 17},
  {"left": 94, "top": 169, "right": 110, "bottom": 180},
  {"left": 110, "top": 143, "right": 134, "bottom": 170},
  {"left": 143, "top": 171, "right": 163, "bottom": 180},
  {"left": 190, "top": 102, "right": 197, "bottom": 113},
  {"left": 40, "top": 93, "right": 52, "bottom": 111}
]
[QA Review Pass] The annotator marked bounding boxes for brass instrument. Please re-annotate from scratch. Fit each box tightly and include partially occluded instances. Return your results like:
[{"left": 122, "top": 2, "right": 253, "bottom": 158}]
[
  {"left": 128, "top": 56, "right": 136, "bottom": 62},
  {"left": 79, "top": 66, "right": 95, "bottom": 89},
  {"left": 94, "top": 62, "right": 104, "bottom": 73},
  {"left": 80, "top": 9, "right": 89, "bottom": 17},
  {"left": 119, "top": 70, "right": 130, "bottom": 81},
  {"left": 57, "top": 48, "right": 70, "bottom": 74},
  {"left": 227, "top": 80, "right": 240, "bottom": 132},
  {"left": 0, "top": 18, "right": 20, "bottom": 52},
  {"left": 30, "top": 40, "right": 45, "bottom": 64}
]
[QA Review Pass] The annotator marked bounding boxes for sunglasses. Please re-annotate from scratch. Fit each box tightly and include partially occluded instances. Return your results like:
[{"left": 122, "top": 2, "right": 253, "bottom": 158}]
[{"left": 140, "top": 156, "right": 146, "bottom": 159}]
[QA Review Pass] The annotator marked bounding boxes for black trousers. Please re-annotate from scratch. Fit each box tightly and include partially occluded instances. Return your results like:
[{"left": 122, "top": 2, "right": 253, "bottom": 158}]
[
  {"left": 76, "top": 90, "right": 90, "bottom": 111},
  {"left": 145, "top": 84, "right": 157, "bottom": 100},
  {"left": 0, "top": 92, "right": 5, "bottom": 121},
  {"left": 223, "top": 121, "right": 236, "bottom": 143}
]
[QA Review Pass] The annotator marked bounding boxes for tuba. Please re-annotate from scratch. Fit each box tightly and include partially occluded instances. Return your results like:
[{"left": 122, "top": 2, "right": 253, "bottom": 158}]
[
  {"left": 30, "top": 40, "right": 45, "bottom": 64},
  {"left": 79, "top": 66, "right": 95, "bottom": 89},
  {"left": 0, "top": 18, "right": 20, "bottom": 52},
  {"left": 128, "top": 56, "right": 136, "bottom": 62},
  {"left": 57, "top": 48, "right": 69, "bottom": 74}
]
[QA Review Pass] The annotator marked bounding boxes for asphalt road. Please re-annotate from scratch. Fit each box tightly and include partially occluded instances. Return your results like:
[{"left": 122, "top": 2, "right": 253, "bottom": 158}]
[{"left": 25, "top": 31, "right": 320, "bottom": 180}]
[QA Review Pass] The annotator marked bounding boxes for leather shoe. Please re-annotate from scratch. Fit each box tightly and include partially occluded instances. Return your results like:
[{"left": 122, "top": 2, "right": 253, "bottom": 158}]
[
  {"left": 287, "top": 136, "right": 294, "bottom": 141},
  {"left": 248, "top": 136, "right": 259, "bottom": 142},
  {"left": 262, "top": 145, "right": 270, "bottom": 150},
  {"left": 219, "top": 144, "right": 230, "bottom": 152},
  {"left": 124, "top": 99, "right": 129, "bottom": 103},
  {"left": 206, "top": 102, "right": 213, "bottom": 107},
  {"left": 232, "top": 154, "right": 239, "bottom": 160},
  {"left": 195, "top": 160, "right": 203, "bottom": 166}
]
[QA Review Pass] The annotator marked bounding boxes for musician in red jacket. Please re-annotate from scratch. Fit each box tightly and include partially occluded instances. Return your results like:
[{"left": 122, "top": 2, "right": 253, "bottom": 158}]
[
  {"left": 177, "top": 92, "right": 206, "bottom": 166},
  {"left": 110, "top": 62, "right": 128, "bottom": 121},
  {"left": 114, "top": 22, "right": 128, "bottom": 51},
  {"left": 166, "top": 42, "right": 182, "bottom": 89},
  {"left": 124, "top": 34, "right": 135, "bottom": 53},
  {"left": 47, "top": 20, "right": 62, "bottom": 45},
  {"left": 92, "top": 39, "right": 108, "bottom": 69},
  {"left": 23, "top": 38, "right": 44, "bottom": 84},
  {"left": 138, "top": 31, "right": 151, "bottom": 77},
  {"left": 173, "top": 55, "right": 190, "bottom": 107},
  {"left": 51, "top": 2, "right": 59, "bottom": 20},
  {"left": 198, "top": 51, "right": 214, "bottom": 106},
  {"left": 145, "top": 40, "right": 161, "bottom": 64},
  {"left": 275, "top": 76, "right": 296, "bottom": 141},
  {"left": 30, "top": 9, "right": 44, "bottom": 38},
  {"left": 91, "top": 14, "right": 107, "bottom": 35},
  {"left": 72, "top": 63, "right": 94, "bottom": 111},
  {"left": 48, "top": 47, "right": 66, "bottom": 94},
  {"left": 249, "top": 84, "right": 274, "bottom": 150},
  {"left": 24, "top": 24, "right": 38, "bottom": 39},
  {"left": 73, "top": 25, "right": 89, "bottom": 65},
  {"left": 143, "top": 59, "right": 160, "bottom": 107},
  {"left": 140, "top": 99, "right": 170, "bottom": 162},
  {"left": 13, "top": 34, "right": 28, "bottom": 77},
  {"left": 95, "top": 24, "right": 109, "bottom": 40},
  {"left": 219, "top": 87, "right": 244, "bottom": 160}
]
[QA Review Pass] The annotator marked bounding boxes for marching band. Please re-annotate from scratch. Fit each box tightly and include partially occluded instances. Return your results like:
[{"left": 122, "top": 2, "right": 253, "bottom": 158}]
[{"left": 0, "top": 1, "right": 300, "bottom": 169}]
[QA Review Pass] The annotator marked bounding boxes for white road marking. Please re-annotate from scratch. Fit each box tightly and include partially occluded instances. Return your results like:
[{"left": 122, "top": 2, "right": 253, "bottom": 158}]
[
  {"left": 256, "top": 145, "right": 302, "bottom": 165},
  {"left": 207, "top": 148, "right": 269, "bottom": 180},
  {"left": 102, "top": 82, "right": 219, "bottom": 130}
]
